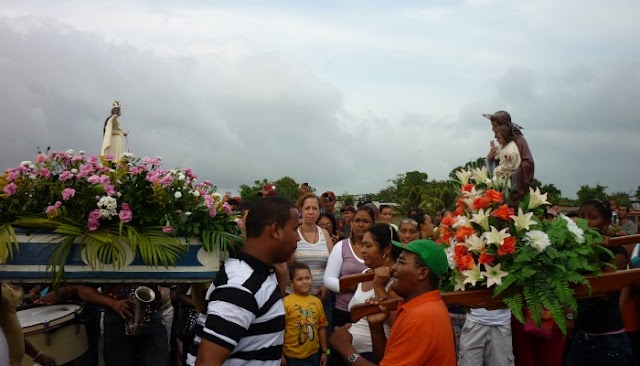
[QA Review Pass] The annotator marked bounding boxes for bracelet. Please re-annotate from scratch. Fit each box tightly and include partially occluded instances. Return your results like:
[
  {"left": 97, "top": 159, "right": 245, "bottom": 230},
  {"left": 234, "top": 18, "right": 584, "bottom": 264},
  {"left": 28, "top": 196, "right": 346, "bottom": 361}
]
[
  {"left": 324, "top": 349, "right": 330, "bottom": 355},
  {"left": 33, "top": 351, "right": 42, "bottom": 359}
]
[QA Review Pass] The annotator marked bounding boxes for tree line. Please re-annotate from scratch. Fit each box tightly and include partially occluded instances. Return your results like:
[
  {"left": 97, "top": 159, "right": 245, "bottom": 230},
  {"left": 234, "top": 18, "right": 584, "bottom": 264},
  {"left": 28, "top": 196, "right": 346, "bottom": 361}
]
[{"left": 239, "top": 157, "right": 639, "bottom": 215}]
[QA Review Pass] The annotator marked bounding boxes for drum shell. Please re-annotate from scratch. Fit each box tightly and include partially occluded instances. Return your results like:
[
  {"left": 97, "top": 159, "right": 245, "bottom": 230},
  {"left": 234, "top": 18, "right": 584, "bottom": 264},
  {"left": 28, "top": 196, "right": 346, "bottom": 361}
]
[{"left": 18, "top": 304, "right": 88, "bottom": 366}]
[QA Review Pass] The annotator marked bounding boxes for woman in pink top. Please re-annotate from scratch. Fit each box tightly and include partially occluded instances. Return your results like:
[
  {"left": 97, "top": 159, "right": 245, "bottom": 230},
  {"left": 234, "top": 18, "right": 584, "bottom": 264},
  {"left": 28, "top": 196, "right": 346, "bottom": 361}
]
[{"left": 324, "top": 206, "right": 376, "bottom": 327}]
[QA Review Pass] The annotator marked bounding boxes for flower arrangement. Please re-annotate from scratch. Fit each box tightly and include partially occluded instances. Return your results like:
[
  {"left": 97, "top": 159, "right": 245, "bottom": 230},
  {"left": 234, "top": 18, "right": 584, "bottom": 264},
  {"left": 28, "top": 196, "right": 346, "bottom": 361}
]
[
  {"left": 0, "top": 149, "right": 241, "bottom": 284},
  {"left": 439, "top": 166, "right": 610, "bottom": 333}
]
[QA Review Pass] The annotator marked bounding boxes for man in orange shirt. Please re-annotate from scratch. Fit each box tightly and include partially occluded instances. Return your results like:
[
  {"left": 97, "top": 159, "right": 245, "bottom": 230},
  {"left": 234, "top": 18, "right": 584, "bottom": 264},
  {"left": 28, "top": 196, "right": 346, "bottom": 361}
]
[{"left": 330, "top": 239, "right": 456, "bottom": 365}]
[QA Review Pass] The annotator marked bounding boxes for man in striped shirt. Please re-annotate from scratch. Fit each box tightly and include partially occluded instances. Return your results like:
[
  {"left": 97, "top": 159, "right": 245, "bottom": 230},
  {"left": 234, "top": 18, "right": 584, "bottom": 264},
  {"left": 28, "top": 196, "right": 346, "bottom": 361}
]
[{"left": 188, "top": 196, "right": 301, "bottom": 366}]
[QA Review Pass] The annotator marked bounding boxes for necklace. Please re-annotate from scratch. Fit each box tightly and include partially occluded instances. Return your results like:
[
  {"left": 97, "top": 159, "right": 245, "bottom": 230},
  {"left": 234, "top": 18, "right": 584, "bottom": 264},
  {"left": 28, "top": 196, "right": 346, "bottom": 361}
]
[{"left": 300, "top": 226, "right": 318, "bottom": 243}]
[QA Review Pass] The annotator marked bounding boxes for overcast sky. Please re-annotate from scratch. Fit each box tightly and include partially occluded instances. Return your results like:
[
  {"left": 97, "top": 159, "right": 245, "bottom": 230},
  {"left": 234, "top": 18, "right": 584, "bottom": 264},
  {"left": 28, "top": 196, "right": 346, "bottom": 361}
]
[{"left": 1, "top": 0, "right": 639, "bottom": 200}]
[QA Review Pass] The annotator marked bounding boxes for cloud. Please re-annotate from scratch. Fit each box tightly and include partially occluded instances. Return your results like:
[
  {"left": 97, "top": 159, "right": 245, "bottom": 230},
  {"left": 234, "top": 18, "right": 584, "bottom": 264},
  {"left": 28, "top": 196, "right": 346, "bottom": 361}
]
[{"left": 1, "top": 4, "right": 639, "bottom": 202}]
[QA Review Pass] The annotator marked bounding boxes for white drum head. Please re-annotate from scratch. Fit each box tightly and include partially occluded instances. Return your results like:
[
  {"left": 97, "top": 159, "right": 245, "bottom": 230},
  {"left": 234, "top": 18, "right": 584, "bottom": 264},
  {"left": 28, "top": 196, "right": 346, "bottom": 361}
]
[{"left": 17, "top": 304, "right": 81, "bottom": 328}]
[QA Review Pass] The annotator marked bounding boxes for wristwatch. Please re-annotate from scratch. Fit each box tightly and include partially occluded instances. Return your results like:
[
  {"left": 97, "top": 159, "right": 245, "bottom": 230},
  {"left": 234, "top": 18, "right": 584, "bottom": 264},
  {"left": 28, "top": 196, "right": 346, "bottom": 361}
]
[{"left": 347, "top": 353, "right": 361, "bottom": 364}]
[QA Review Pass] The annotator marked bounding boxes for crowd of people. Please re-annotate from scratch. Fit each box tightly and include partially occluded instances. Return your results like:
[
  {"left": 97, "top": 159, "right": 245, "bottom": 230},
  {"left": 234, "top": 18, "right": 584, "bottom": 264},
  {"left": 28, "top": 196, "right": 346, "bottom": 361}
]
[{"left": 2, "top": 110, "right": 639, "bottom": 366}]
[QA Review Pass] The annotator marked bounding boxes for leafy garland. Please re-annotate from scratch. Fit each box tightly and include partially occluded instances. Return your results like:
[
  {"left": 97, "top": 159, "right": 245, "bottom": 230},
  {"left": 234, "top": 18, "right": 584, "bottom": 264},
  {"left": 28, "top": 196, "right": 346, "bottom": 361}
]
[{"left": 439, "top": 167, "right": 610, "bottom": 333}]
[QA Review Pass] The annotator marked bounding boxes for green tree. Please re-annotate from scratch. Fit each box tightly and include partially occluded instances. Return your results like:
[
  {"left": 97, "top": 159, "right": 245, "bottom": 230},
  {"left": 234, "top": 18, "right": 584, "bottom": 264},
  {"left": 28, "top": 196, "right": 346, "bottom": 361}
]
[
  {"left": 238, "top": 176, "right": 303, "bottom": 203},
  {"left": 540, "top": 183, "right": 562, "bottom": 205},
  {"left": 609, "top": 191, "right": 631, "bottom": 206},
  {"left": 338, "top": 192, "right": 356, "bottom": 207},
  {"left": 576, "top": 183, "right": 608, "bottom": 202}
]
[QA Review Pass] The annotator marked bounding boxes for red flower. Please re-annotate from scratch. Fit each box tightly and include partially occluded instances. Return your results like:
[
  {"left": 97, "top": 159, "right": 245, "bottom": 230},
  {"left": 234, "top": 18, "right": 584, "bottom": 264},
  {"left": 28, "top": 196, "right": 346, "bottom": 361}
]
[
  {"left": 463, "top": 184, "right": 475, "bottom": 192},
  {"left": 485, "top": 189, "right": 504, "bottom": 203},
  {"left": 472, "top": 196, "right": 492, "bottom": 210},
  {"left": 456, "top": 253, "right": 475, "bottom": 271},
  {"left": 498, "top": 236, "right": 517, "bottom": 256},
  {"left": 479, "top": 249, "right": 495, "bottom": 265},
  {"left": 437, "top": 226, "right": 453, "bottom": 245},
  {"left": 441, "top": 214, "right": 453, "bottom": 228},
  {"left": 491, "top": 204, "right": 514, "bottom": 221},
  {"left": 455, "top": 226, "right": 475, "bottom": 242},
  {"left": 454, "top": 244, "right": 468, "bottom": 257},
  {"left": 453, "top": 207, "right": 464, "bottom": 216}
]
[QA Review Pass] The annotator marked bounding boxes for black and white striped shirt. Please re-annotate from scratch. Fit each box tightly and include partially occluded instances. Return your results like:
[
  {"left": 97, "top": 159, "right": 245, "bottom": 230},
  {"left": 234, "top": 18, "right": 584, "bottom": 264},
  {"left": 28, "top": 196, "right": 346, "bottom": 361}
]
[{"left": 186, "top": 252, "right": 285, "bottom": 366}]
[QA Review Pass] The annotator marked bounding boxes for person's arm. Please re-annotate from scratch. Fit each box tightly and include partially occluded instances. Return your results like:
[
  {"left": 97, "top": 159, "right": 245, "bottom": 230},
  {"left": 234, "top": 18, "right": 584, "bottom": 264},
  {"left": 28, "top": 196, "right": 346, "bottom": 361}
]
[
  {"left": 25, "top": 338, "right": 56, "bottom": 365},
  {"left": 319, "top": 326, "right": 328, "bottom": 366},
  {"left": 35, "top": 285, "right": 78, "bottom": 305},
  {"left": 324, "top": 240, "right": 345, "bottom": 293},
  {"left": 77, "top": 285, "right": 131, "bottom": 319},
  {"left": 329, "top": 326, "right": 378, "bottom": 366},
  {"left": 195, "top": 340, "right": 232, "bottom": 366}
]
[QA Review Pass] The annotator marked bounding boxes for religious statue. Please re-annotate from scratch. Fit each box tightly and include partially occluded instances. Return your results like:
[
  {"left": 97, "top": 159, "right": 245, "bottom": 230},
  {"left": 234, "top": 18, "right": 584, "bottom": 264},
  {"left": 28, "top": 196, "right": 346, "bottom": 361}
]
[{"left": 101, "top": 101, "right": 128, "bottom": 159}]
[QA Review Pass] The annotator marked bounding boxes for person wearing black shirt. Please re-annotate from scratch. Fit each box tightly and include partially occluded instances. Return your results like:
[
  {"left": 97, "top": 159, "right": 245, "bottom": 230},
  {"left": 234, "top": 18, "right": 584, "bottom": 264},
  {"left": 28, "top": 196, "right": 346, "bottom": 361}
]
[{"left": 565, "top": 199, "right": 632, "bottom": 366}]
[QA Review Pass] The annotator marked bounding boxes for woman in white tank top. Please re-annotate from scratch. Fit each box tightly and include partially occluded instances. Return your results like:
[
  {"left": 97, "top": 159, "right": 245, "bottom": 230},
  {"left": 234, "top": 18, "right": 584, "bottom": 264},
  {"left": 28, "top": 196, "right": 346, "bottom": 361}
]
[{"left": 290, "top": 193, "right": 334, "bottom": 301}]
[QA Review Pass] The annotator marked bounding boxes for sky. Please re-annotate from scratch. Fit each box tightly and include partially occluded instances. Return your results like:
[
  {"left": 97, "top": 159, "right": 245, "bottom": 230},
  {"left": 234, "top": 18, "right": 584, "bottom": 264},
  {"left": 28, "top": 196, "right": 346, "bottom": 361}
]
[{"left": 1, "top": 0, "right": 639, "bottom": 200}]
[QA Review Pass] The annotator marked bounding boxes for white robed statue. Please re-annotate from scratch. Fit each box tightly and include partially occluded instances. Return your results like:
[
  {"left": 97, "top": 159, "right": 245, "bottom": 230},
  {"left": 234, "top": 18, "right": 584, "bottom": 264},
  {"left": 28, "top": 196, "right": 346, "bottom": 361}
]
[{"left": 101, "top": 100, "right": 128, "bottom": 159}]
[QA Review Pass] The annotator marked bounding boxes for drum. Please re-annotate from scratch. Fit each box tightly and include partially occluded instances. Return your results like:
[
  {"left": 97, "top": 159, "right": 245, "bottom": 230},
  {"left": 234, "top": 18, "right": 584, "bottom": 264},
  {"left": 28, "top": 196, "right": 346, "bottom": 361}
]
[{"left": 18, "top": 304, "right": 88, "bottom": 366}]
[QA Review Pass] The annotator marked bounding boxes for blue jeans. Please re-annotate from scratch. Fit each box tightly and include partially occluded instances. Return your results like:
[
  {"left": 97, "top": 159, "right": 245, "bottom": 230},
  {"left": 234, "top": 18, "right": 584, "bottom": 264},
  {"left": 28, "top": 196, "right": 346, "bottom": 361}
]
[
  {"left": 103, "top": 309, "right": 169, "bottom": 366},
  {"left": 566, "top": 331, "right": 632, "bottom": 366},
  {"left": 284, "top": 353, "right": 320, "bottom": 366}
]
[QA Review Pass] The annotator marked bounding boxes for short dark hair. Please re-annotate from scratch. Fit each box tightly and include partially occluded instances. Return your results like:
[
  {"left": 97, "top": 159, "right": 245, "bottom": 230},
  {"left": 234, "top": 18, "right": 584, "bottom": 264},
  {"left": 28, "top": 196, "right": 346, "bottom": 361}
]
[
  {"left": 317, "top": 213, "right": 337, "bottom": 236},
  {"left": 288, "top": 261, "right": 311, "bottom": 280},
  {"left": 367, "top": 223, "right": 400, "bottom": 260},
  {"left": 245, "top": 196, "right": 295, "bottom": 239},
  {"left": 379, "top": 204, "right": 392, "bottom": 212}
]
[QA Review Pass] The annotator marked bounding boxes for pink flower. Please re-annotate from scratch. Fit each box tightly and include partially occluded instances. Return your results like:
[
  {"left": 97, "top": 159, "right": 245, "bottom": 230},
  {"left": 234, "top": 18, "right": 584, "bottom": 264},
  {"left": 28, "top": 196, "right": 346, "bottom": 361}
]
[
  {"left": 55, "top": 201, "right": 62, "bottom": 208},
  {"left": 119, "top": 203, "right": 133, "bottom": 223},
  {"left": 36, "top": 153, "right": 48, "bottom": 163},
  {"left": 104, "top": 154, "right": 114, "bottom": 162},
  {"left": 62, "top": 188, "right": 76, "bottom": 200},
  {"left": 103, "top": 183, "right": 116, "bottom": 196},
  {"left": 223, "top": 202, "right": 232, "bottom": 215},
  {"left": 3, "top": 183, "right": 17, "bottom": 196},
  {"left": 87, "top": 175, "right": 101, "bottom": 184},
  {"left": 209, "top": 207, "right": 217, "bottom": 218},
  {"left": 87, "top": 156, "right": 99, "bottom": 165},
  {"left": 204, "top": 195, "right": 214, "bottom": 208},
  {"left": 59, "top": 170, "right": 73, "bottom": 181},
  {"left": 203, "top": 180, "right": 213, "bottom": 187},
  {"left": 6, "top": 170, "right": 19, "bottom": 182},
  {"left": 158, "top": 175, "right": 173, "bottom": 186},
  {"left": 89, "top": 209, "right": 101, "bottom": 220},
  {"left": 40, "top": 167, "right": 51, "bottom": 179},
  {"left": 87, "top": 218, "right": 100, "bottom": 231},
  {"left": 162, "top": 226, "right": 174, "bottom": 234},
  {"left": 46, "top": 205, "right": 58, "bottom": 216},
  {"left": 235, "top": 218, "right": 244, "bottom": 229}
]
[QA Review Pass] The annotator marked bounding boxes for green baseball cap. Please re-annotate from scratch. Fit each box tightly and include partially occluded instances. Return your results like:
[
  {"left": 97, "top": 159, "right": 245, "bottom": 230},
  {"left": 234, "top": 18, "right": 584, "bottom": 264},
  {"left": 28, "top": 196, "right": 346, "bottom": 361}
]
[{"left": 391, "top": 239, "right": 449, "bottom": 276}]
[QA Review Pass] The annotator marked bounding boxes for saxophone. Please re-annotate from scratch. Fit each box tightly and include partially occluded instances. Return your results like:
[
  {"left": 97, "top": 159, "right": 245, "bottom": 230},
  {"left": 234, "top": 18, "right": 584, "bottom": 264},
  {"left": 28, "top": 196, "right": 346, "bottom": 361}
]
[{"left": 125, "top": 286, "right": 156, "bottom": 336}]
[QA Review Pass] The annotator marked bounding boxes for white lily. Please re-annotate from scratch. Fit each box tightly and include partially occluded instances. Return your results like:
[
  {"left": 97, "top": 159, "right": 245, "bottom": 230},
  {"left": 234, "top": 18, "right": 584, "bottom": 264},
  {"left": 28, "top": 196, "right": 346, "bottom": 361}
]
[
  {"left": 528, "top": 187, "right": 550, "bottom": 209},
  {"left": 483, "top": 263, "right": 509, "bottom": 288},
  {"left": 455, "top": 169, "right": 472, "bottom": 185},
  {"left": 524, "top": 230, "right": 552, "bottom": 252},
  {"left": 471, "top": 166, "right": 491, "bottom": 185},
  {"left": 470, "top": 208, "right": 492, "bottom": 231},
  {"left": 510, "top": 208, "right": 537, "bottom": 232},
  {"left": 454, "top": 271, "right": 466, "bottom": 291},
  {"left": 482, "top": 226, "right": 511, "bottom": 246},
  {"left": 464, "top": 234, "right": 486, "bottom": 253},
  {"left": 453, "top": 215, "right": 470, "bottom": 229},
  {"left": 462, "top": 263, "right": 484, "bottom": 287}
]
